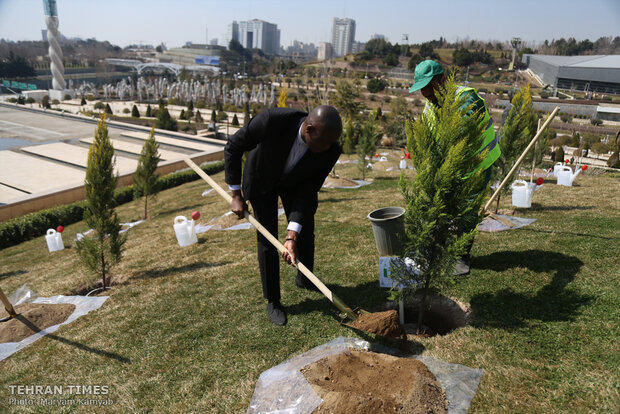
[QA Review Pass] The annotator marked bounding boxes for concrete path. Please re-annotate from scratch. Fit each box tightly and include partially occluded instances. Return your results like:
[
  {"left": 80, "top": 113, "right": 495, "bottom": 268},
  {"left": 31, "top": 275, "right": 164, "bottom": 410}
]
[
  {"left": 21, "top": 142, "right": 137, "bottom": 174},
  {"left": 0, "top": 183, "right": 28, "bottom": 204},
  {"left": 121, "top": 131, "right": 223, "bottom": 152},
  {"left": 0, "top": 151, "right": 84, "bottom": 194},
  {"left": 79, "top": 138, "right": 186, "bottom": 161}
]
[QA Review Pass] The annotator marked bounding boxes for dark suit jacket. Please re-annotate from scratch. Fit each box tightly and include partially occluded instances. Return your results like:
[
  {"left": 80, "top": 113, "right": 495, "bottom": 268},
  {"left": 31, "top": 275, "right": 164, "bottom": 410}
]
[{"left": 225, "top": 108, "right": 341, "bottom": 224}]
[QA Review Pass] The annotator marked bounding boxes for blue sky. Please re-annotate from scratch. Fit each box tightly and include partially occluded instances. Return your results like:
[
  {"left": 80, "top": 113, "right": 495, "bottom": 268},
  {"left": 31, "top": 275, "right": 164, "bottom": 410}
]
[{"left": 0, "top": 0, "right": 618, "bottom": 48}]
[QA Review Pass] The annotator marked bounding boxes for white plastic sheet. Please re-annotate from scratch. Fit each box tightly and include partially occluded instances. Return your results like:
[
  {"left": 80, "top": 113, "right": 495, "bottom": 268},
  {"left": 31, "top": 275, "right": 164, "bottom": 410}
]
[
  {"left": 0, "top": 295, "right": 109, "bottom": 361},
  {"left": 322, "top": 179, "right": 372, "bottom": 189},
  {"left": 195, "top": 209, "right": 285, "bottom": 233},
  {"left": 76, "top": 219, "right": 144, "bottom": 241},
  {"left": 477, "top": 214, "right": 537, "bottom": 232},
  {"left": 247, "top": 336, "right": 484, "bottom": 414}
]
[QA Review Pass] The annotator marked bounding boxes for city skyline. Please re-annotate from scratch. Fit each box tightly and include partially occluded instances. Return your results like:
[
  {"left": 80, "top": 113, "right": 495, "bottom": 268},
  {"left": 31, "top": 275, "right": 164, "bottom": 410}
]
[{"left": 0, "top": 0, "right": 619, "bottom": 50}]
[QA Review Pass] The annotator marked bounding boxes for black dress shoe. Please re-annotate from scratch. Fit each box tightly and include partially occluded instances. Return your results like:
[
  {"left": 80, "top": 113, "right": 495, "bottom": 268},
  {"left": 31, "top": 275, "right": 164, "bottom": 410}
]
[
  {"left": 295, "top": 275, "right": 320, "bottom": 292},
  {"left": 267, "top": 301, "right": 287, "bottom": 326}
]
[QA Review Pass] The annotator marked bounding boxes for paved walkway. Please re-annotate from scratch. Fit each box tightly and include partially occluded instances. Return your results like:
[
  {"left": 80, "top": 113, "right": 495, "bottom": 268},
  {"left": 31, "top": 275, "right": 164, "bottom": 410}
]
[{"left": 79, "top": 138, "right": 187, "bottom": 161}]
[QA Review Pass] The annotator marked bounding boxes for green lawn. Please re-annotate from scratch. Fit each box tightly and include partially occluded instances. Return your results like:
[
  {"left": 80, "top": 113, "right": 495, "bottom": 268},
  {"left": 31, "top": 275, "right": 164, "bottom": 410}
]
[{"left": 1, "top": 155, "right": 618, "bottom": 413}]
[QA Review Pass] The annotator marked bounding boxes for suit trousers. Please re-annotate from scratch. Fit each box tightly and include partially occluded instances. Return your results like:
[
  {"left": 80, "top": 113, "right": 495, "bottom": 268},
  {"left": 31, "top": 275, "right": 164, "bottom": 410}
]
[{"left": 250, "top": 189, "right": 315, "bottom": 302}]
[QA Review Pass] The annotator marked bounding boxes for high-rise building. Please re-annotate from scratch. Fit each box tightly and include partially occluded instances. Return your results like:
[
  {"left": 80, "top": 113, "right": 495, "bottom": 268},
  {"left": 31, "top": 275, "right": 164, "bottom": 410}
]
[
  {"left": 318, "top": 42, "right": 334, "bottom": 61},
  {"left": 227, "top": 21, "right": 239, "bottom": 46},
  {"left": 331, "top": 18, "right": 356, "bottom": 57},
  {"left": 238, "top": 19, "right": 281, "bottom": 55}
]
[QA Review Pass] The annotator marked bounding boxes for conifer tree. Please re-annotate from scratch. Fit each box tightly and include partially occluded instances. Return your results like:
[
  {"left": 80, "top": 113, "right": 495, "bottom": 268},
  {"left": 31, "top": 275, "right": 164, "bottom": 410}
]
[
  {"left": 105, "top": 103, "right": 113, "bottom": 115},
  {"left": 390, "top": 75, "right": 487, "bottom": 334},
  {"left": 493, "top": 85, "right": 537, "bottom": 211},
  {"left": 195, "top": 110, "right": 203, "bottom": 123},
  {"left": 76, "top": 115, "right": 126, "bottom": 289},
  {"left": 341, "top": 116, "right": 356, "bottom": 155},
  {"left": 232, "top": 113, "right": 239, "bottom": 126},
  {"left": 133, "top": 127, "right": 161, "bottom": 219},
  {"left": 131, "top": 104, "right": 140, "bottom": 118},
  {"left": 145, "top": 104, "right": 152, "bottom": 117},
  {"left": 243, "top": 102, "right": 250, "bottom": 125},
  {"left": 155, "top": 107, "right": 177, "bottom": 131},
  {"left": 277, "top": 88, "right": 288, "bottom": 108},
  {"left": 80, "top": 97, "right": 86, "bottom": 106},
  {"left": 356, "top": 115, "right": 377, "bottom": 180},
  {"left": 211, "top": 109, "right": 217, "bottom": 122}
]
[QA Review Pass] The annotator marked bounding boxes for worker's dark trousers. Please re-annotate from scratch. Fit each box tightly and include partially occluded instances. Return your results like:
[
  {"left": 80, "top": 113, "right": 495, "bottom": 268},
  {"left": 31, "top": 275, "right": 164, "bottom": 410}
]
[
  {"left": 250, "top": 190, "right": 315, "bottom": 303},
  {"left": 462, "top": 167, "right": 494, "bottom": 259}
]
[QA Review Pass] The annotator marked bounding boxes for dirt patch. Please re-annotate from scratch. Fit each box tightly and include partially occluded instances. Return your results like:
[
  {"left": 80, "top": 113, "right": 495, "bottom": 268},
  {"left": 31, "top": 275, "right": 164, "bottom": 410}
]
[
  {"left": 301, "top": 349, "right": 448, "bottom": 413},
  {"left": 347, "top": 310, "right": 404, "bottom": 337},
  {"left": 68, "top": 273, "right": 130, "bottom": 296},
  {"left": 323, "top": 176, "right": 360, "bottom": 188},
  {"left": 386, "top": 296, "right": 471, "bottom": 337},
  {"left": 372, "top": 161, "right": 401, "bottom": 171},
  {"left": 0, "top": 303, "right": 76, "bottom": 343},
  {"left": 210, "top": 212, "right": 248, "bottom": 229}
]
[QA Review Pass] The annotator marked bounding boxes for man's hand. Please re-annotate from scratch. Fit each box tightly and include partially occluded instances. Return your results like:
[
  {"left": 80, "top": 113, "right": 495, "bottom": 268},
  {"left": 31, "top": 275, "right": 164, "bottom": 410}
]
[
  {"left": 282, "top": 231, "right": 298, "bottom": 267},
  {"left": 231, "top": 190, "right": 247, "bottom": 219}
]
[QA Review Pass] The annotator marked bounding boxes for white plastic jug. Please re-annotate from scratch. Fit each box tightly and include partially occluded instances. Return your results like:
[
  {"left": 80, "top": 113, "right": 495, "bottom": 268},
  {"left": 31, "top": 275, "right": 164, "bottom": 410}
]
[
  {"left": 556, "top": 166, "right": 580, "bottom": 186},
  {"left": 45, "top": 229, "right": 64, "bottom": 252},
  {"left": 399, "top": 159, "right": 407, "bottom": 170},
  {"left": 173, "top": 216, "right": 198, "bottom": 247},
  {"left": 511, "top": 180, "right": 536, "bottom": 208},
  {"left": 553, "top": 162, "right": 564, "bottom": 177}
]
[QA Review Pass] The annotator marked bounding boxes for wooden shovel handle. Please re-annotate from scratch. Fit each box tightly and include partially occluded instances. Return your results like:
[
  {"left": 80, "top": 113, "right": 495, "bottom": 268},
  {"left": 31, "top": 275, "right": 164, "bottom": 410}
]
[
  {"left": 183, "top": 157, "right": 358, "bottom": 320},
  {"left": 0, "top": 287, "right": 17, "bottom": 317}
]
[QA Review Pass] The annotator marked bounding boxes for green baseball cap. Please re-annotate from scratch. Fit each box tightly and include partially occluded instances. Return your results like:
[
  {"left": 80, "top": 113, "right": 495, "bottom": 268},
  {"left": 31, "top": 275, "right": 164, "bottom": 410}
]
[{"left": 409, "top": 60, "right": 444, "bottom": 93}]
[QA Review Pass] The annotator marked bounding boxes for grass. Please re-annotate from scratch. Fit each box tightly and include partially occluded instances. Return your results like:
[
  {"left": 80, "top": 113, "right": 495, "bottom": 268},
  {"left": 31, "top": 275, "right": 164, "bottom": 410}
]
[{"left": 1, "top": 152, "right": 618, "bottom": 413}]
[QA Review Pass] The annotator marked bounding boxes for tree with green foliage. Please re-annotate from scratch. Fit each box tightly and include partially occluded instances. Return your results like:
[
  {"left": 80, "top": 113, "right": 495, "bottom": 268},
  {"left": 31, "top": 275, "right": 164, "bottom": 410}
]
[
  {"left": 195, "top": 110, "right": 203, "bottom": 123},
  {"left": 155, "top": 107, "right": 177, "bottom": 131},
  {"left": 133, "top": 128, "right": 161, "bottom": 219},
  {"left": 80, "top": 97, "right": 87, "bottom": 106},
  {"left": 606, "top": 131, "right": 620, "bottom": 168},
  {"left": 104, "top": 103, "right": 113, "bottom": 115},
  {"left": 340, "top": 116, "right": 356, "bottom": 155},
  {"left": 243, "top": 102, "right": 250, "bottom": 125},
  {"left": 76, "top": 115, "right": 126, "bottom": 289},
  {"left": 356, "top": 115, "right": 377, "bottom": 180},
  {"left": 367, "top": 78, "right": 387, "bottom": 93},
  {"left": 493, "top": 85, "right": 537, "bottom": 211},
  {"left": 277, "top": 87, "right": 288, "bottom": 108},
  {"left": 186, "top": 100, "right": 194, "bottom": 119},
  {"left": 211, "top": 109, "right": 217, "bottom": 122},
  {"left": 232, "top": 113, "right": 240, "bottom": 126},
  {"left": 332, "top": 80, "right": 362, "bottom": 121},
  {"left": 131, "top": 105, "right": 140, "bottom": 118},
  {"left": 41, "top": 95, "right": 50, "bottom": 109},
  {"left": 145, "top": 104, "right": 152, "bottom": 117},
  {"left": 390, "top": 75, "right": 487, "bottom": 334}
]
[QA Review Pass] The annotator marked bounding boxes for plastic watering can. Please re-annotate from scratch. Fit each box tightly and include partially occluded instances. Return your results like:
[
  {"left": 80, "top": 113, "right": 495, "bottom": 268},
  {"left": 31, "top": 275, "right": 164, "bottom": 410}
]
[
  {"left": 510, "top": 180, "right": 537, "bottom": 208},
  {"left": 45, "top": 229, "right": 64, "bottom": 252},
  {"left": 556, "top": 166, "right": 581, "bottom": 187},
  {"left": 173, "top": 216, "right": 198, "bottom": 247},
  {"left": 553, "top": 162, "right": 564, "bottom": 177},
  {"left": 399, "top": 159, "right": 407, "bottom": 170}
]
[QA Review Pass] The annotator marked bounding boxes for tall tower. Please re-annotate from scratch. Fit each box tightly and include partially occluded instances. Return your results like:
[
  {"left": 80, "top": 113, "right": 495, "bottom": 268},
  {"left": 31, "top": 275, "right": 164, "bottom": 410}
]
[
  {"left": 331, "top": 18, "right": 355, "bottom": 57},
  {"left": 43, "top": 0, "right": 66, "bottom": 91}
]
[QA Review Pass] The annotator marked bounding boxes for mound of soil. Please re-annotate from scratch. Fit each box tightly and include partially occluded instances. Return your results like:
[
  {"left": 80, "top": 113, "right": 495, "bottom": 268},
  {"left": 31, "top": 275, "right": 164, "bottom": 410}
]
[
  {"left": 301, "top": 349, "right": 448, "bottom": 413},
  {"left": 323, "top": 177, "right": 360, "bottom": 188},
  {"left": 347, "top": 310, "right": 404, "bottom": 337},
  {"left": 0, "top": 303, "right": 76, "bottom": 343}
]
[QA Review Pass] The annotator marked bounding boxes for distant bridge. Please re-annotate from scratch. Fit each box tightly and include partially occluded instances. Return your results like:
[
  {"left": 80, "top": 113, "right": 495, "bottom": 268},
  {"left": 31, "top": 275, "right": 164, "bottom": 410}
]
[{"left": 104, "top": 59, "right": 220, "bottom": 76}]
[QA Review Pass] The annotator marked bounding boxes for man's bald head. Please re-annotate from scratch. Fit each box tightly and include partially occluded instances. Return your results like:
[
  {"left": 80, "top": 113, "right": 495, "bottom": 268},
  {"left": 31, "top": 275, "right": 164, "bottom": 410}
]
[{"left": 302, "top": 105, "right": 342, "bottom": 153}]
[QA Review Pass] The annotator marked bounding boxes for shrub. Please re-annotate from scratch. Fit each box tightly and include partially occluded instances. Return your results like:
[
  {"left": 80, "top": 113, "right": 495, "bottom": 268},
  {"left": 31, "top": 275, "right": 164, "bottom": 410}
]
[
  {"left": 123, "top": 108, "right": 131, "bottom": 114},
  {"left": 131, "top": 105, "right": 140, "bottom": 118},
  {"left": 94, "top": 101, "right": 105, "bottom": 110},
  {"left": 0, "top": 161, "right": 224, "bottom": 250},
  {"left": 590, "top": 118, "right": 602, "bottom": 126},
  {"left": 63, "top": 94, "right": 71, "bottom": 100},
  {"left": 80, "top": 97, "right": 87, "bottom": 105},
  {"left": 367, "top": 78, "right": 387, "bottom": 93},
  {"left": 25, "top": 97, "right": 35, "bottom": 104},
  {"left": 52, "top": 99, "right": 60, "bottom": 105},
  {"left": 560, "top": 114, "right": 572, "bottom": 123}
]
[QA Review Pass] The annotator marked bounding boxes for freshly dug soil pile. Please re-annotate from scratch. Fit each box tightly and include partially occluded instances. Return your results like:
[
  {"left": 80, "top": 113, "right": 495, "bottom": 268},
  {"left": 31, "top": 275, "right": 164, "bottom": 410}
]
[
  {"left": 0, "top": 303, "right": 76, "bottom": 343},
  {"left": 347, "top": 310, "right": 404, "bottom": 337},
  {"left": 323, "top": 177, "right": 359, "bottom": 188},
  {"left": 301, "top": 349, "right": 448, "bottom": 413}
]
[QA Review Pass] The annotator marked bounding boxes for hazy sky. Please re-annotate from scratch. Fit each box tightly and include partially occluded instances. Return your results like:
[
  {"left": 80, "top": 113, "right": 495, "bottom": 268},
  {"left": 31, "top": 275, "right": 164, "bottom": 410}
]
[{"left": 0, "top": 0, "right": 618, "bottom": 48}]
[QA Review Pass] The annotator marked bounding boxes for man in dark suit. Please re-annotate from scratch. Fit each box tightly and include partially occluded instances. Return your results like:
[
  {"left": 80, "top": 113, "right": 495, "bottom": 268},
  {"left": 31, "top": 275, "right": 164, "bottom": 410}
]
[{"left": 224, "top": 105, "right": 342, "bottom": 326}]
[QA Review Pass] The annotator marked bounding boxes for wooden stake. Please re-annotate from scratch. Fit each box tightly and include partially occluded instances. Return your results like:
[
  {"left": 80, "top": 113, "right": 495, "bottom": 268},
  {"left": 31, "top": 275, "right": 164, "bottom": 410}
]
[
  {"left": 0, "top": 286, "right": 17, "bottom": 318},
  {"left": 484, "top": 107, "right": 560, "bottom": 212},
  {"left": 183, "top": 157, "right": 358, "bottom": 321}
]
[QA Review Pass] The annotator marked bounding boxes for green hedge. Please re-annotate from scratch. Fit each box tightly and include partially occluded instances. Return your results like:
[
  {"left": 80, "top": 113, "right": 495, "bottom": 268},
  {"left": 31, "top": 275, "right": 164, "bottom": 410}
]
[{"left": 0, "top": 160, "right": 224, "bottom": 250}]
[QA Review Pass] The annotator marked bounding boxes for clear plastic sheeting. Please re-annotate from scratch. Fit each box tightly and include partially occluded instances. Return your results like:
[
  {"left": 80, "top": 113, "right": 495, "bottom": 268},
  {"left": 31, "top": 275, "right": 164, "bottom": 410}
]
[
  {"left": 195, "top": 209, "right": 285, "bottom": 233},
  {"left": 322, "top": 179, "right": 372, "bottom": 189},
  {"left": 477, "top": 214, "right": 537, "bottom": 232},
  {"left": 0, "top": 295, "right": 109, "bottom": 362},
  {"left": 247, "top": 336, "right": 483, "bottom": 414},
  {"left": 7, "top": 284, "right": 37, "bottom": 306}
]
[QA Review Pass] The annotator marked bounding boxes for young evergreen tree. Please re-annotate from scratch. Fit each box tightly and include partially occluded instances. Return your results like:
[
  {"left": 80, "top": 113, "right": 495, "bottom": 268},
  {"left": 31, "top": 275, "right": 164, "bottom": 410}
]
[
  {"left": 243, "top": 102, "right": 250, "bottom": 125},
  {"left": 211, "top": 109, "right": 217, "bottom": 122},
  {"left": 76, "top": 115, "right": 126, "bottom": 289},
  {"left": 493, "top": 85, "right": 537, "bottom": 211},
  {"left": 133, "top": 127, "right": 161, "bottom": 219},
  {"left": 105, "top": 103, "right": 113, "bottom": 115},
  {"left": 356, "top": 115, "right": 377, "bottom": 180},
  {"left": 80, "top": 97, "right": 86, "bottom": 106},
  {"left": 131, "top": 104, "right": 140, "bottom": 118},
  {"left": 277, "top": 87, "right": 288, "bottom": 108},
  {"left": 232, "top": 113, "right": 240, "bottom": 126},
  {"left": 195, "top": 110, "right": 203, "bottom": 123},
  {"left": 155, "top": 107, "right": 177, "bottom": 131},
  {"left": 341, "top": 116, "right": 356, "bottom": 155},
  {"left": 145, "top": 104, "right": 152, "bottom": 117},
  {"left": 390, "top": 75, "right": 487, "bottom": 334}
]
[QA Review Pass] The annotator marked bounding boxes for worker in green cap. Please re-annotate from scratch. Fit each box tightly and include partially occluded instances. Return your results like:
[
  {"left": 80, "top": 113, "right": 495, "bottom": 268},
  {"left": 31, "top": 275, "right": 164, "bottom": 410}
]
[{"left": 409, "top": 60, "right": 501, "bottom": 276}]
